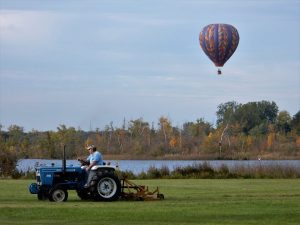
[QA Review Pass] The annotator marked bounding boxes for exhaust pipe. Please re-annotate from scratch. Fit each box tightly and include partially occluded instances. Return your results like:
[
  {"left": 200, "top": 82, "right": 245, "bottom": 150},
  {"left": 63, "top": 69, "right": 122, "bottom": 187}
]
[{"left": 62, "top": 145, "right": 66, "bottom": 174}]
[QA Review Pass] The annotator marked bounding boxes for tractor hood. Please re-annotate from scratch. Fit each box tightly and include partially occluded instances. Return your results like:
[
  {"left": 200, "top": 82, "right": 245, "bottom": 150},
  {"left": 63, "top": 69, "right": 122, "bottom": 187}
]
[{"left": 35, "top": 166, "right": 83, "bottom": 186}]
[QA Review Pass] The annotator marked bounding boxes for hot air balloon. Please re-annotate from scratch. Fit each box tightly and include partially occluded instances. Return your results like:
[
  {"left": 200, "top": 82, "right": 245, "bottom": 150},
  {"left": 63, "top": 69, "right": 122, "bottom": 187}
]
[{"left": 199, "top": 24, "right": 239, "bottom": 75}]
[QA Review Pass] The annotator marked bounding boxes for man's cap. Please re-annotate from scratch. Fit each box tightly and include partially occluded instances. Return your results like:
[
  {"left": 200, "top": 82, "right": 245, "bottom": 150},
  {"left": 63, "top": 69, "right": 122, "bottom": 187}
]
[{"left": 86, "top": 145, "right": 94, "bottom": 150}]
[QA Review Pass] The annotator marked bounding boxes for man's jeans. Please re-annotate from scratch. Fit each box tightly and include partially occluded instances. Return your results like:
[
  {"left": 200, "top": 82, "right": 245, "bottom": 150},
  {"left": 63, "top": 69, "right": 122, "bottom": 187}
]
[{"left": 85, "top": 170, "right": 96, "bottom": 187}]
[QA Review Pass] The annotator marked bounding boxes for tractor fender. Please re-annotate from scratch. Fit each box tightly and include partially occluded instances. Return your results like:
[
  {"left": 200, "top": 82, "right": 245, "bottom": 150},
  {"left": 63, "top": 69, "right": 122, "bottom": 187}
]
[{"left": 91, "top": 165, "right": 117, "bottom": 171}]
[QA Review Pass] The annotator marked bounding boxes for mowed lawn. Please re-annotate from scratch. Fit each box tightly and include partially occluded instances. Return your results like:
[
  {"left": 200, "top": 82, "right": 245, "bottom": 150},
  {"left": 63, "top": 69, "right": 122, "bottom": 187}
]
[{"left": 0, "top": 179, "right": 300, "bottom": 225}]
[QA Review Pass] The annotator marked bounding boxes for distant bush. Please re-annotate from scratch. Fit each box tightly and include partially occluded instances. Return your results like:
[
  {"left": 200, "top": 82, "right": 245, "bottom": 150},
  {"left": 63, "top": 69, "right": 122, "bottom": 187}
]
[
  {"left": 231, "top": 164, "right": 300, "bottom": 179},
  {"left": 133, "top": 162, "right": 300, "bottom": 179},
  {"left": 0, "top": 150, "right": 18, "bottom": 178},
  {"left": 117, "top": 170, "right": 136, "bottom": 180}
]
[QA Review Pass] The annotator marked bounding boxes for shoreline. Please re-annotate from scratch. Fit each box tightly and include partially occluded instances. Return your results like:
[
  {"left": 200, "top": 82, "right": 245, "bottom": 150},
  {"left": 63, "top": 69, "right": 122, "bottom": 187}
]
[{"left": 102, "top": 153, "right": 300, "bottom": 161}]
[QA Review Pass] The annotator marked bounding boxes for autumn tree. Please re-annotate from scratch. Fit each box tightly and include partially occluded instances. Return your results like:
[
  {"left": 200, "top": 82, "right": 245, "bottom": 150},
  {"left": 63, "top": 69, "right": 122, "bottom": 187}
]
[
  {"left": 216, "top": 101, "right": 240, "bottom": 126},
  {"left": 0, "top": 125, "right": 18, "bottom": 176},
  {"left": 276, "top": 111, "right": 292, "bottom": 134},
  {"left": 291, "top": 111, "right": 300, "bottom": 135},
  {"left": 158, "top": 116, "right": 173, "bottom": 153},
  {"left": 55, "top": 125, "right": 83, "bottom": 158}
]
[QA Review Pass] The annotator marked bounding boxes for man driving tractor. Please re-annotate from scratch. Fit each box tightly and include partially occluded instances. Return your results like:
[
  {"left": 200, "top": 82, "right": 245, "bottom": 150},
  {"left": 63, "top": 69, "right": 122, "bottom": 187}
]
[{"left": 78, "top": 145, "right": 104, "bottom": 188}]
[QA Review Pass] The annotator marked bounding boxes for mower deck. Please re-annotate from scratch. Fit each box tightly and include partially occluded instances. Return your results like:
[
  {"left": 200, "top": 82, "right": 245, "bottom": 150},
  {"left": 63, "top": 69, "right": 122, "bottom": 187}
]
[{"left": 120, "top": 178, "right": 164, "bottom": 201}]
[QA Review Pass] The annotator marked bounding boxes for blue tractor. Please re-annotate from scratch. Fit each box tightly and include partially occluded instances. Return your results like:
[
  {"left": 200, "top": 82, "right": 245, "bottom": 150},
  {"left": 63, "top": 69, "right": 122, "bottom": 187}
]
[{"left": 29, "top": 146, "right": 121, "bottom": 202}]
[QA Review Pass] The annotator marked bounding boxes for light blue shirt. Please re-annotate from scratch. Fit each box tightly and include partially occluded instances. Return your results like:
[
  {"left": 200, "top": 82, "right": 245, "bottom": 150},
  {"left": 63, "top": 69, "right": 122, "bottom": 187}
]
[{"left": 87, "top": 151, "right": 103, "bottom": 165}]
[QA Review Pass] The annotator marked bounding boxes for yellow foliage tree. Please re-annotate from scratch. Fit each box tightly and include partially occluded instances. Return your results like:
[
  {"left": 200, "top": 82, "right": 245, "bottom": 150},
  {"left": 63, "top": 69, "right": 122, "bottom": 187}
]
[
  {"left": 296, "top": 136, "right": 300, "bottom": 149},
  {"left": 246, "top": 136, "right": 253, "bottom": 148},
  {"left": 85, "top": 137, "right": 93, "bottom": 147},
  {"left": 169, "top": 136, "right": 178, "bottom": 148},
  {"left": 267, "top": 133, "right": 276, "bottom": 149}
]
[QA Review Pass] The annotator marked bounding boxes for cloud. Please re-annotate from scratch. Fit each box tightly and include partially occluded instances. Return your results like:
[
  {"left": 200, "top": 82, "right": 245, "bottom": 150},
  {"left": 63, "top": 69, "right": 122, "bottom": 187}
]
[{"left": 0, "top": 10, "right": 63, "bottom": 45}]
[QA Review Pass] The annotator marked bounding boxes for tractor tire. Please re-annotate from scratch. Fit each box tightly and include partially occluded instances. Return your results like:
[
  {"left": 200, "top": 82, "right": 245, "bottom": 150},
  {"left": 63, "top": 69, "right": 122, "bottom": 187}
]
[
  {"left": 49, "top": 187, "right": 68, "bottom": 202},
  {"left": 92, "top": 173, "right": 121, "bottom": 201}
]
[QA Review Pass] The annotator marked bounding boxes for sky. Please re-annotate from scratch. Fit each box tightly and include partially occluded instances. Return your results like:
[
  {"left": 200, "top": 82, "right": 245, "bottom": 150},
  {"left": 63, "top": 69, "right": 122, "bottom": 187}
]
[{"left": 0, "top": 0, "right": 300, "bottom": 131}]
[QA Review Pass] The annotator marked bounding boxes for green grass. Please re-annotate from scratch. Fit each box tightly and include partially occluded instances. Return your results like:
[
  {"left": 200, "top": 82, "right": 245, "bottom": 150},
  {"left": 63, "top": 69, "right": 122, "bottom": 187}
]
[{"left": 0, "top": 179, "right": 300, "bottom": 225}]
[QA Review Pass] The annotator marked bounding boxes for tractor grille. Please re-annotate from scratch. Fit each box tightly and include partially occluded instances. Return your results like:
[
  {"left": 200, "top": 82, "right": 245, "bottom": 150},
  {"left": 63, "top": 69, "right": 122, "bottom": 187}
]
[
  {"left": 36, "top": 170, "right": 41, "bottom": 184},
  {"left": 36, "top": 175, "right": 41, "bottom": 184}
]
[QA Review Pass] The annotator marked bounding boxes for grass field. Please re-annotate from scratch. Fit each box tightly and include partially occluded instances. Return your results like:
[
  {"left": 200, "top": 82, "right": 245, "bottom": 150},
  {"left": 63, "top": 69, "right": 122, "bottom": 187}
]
[{"left": 0, "top": 179, "right": 300, "bottom": 225}]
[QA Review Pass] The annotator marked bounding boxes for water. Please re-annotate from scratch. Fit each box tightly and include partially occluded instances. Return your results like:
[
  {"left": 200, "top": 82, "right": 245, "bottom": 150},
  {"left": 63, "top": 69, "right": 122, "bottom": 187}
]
[{"left": 17, "top": 159, "right": 300, "bottom": 175}]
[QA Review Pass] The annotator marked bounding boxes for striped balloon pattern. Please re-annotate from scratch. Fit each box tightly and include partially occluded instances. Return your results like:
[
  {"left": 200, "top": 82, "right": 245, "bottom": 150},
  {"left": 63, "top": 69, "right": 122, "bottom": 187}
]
[{"left": 199, "top": 24, "right": 239, "bottom": 67}]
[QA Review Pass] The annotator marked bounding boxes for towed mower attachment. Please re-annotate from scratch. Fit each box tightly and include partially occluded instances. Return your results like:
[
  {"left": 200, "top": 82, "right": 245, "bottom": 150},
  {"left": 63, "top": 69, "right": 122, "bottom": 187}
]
[{"left": 120, "top": 178, "right": 164, "bottom": 201}]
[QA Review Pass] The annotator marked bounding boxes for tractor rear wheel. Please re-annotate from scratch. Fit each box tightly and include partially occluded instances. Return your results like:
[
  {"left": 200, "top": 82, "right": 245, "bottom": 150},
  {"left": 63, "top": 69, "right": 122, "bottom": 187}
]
[
  {"left": 49, "top": 187, "right": 68, "bottom": 202},
  {"left": 92, "top": 173, "right": 121, "bottom": 201}
]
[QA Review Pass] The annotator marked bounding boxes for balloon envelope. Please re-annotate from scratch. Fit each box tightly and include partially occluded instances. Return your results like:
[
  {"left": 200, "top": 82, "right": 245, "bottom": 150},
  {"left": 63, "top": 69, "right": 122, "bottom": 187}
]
[{"left": 199, "top": 24, "right": 239, "bottom": 67}]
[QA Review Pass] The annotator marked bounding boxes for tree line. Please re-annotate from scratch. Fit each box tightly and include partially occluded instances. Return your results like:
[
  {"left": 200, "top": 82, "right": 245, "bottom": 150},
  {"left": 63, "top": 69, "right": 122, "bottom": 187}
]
[{"left": 1, "top": 100, "right": 300, "bottom": 176}]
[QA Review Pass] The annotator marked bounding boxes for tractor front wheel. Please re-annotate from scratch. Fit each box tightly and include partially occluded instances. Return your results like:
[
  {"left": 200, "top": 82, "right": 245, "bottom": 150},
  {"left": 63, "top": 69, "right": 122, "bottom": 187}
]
[{"left": 49, "top": 188, "right": 68, "bottom": 202}]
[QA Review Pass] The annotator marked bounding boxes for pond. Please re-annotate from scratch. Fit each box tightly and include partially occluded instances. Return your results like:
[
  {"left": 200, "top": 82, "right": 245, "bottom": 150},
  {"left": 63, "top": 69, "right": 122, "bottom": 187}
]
[{"left": 17, "top": 159, "right": 300, "bottom": 175}]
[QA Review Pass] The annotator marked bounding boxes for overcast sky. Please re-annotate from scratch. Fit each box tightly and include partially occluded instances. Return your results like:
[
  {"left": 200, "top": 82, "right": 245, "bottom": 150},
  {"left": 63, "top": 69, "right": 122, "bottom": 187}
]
[{"left": 0, "top": 0, "right": 299, "bottom": 131}]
